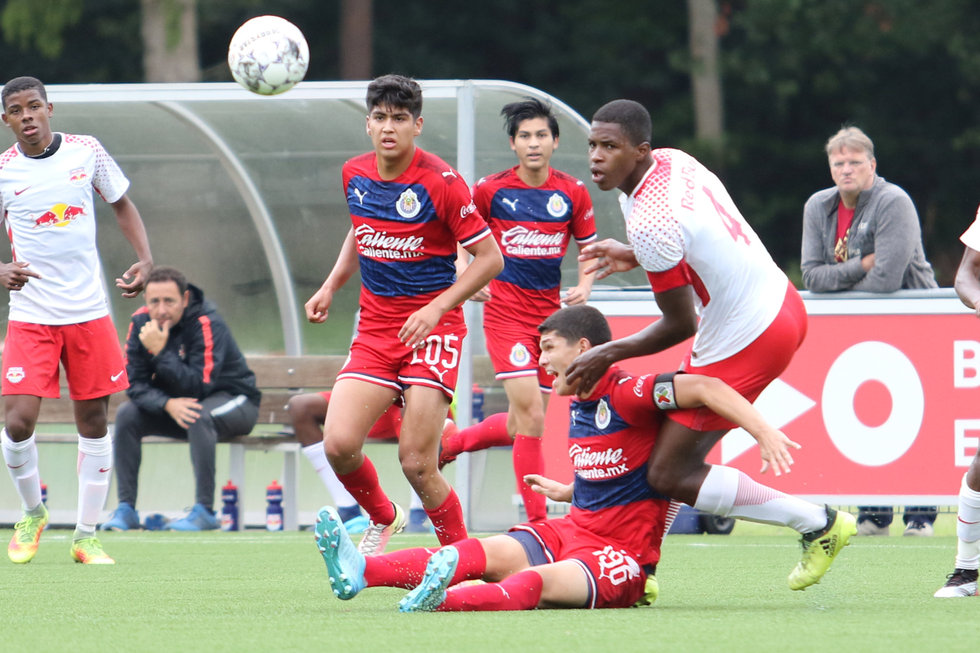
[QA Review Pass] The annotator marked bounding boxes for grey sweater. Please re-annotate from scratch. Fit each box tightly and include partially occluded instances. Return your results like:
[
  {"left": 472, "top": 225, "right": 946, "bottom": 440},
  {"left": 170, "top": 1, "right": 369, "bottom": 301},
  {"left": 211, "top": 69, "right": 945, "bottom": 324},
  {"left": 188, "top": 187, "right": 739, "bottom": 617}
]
[{"left": 801, "top": 175, "right": 937, "bottom": 292}]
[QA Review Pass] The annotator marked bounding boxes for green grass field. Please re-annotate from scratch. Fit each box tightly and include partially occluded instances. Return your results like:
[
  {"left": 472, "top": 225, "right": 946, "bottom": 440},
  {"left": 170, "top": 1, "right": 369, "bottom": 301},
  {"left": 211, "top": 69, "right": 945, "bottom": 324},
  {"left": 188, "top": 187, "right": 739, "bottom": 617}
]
[{"left": 1, "top": 518, "right": 972, "bottom": 653}]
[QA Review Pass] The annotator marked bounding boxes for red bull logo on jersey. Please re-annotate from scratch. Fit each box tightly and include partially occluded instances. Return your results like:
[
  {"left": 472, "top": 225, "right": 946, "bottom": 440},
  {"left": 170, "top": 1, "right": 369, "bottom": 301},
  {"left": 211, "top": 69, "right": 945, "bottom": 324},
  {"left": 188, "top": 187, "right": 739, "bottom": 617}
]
[
  {"left": 500, "top": 225, "right": 563, "bottom": 257},
  {"left": 32, "top": 203, "right": 86, "bottom": 228},
  {"left": 68, "top": 167, "right": 88, "bottom": 186},
  {"left": 354, "top": 223, "right": 424, "bottom": 260},
  {"left": 395, "top": 188, "right": 422, "bottom": 219},
  {"left": 679, "top": 157, "right": 699, "bottom": 212}
]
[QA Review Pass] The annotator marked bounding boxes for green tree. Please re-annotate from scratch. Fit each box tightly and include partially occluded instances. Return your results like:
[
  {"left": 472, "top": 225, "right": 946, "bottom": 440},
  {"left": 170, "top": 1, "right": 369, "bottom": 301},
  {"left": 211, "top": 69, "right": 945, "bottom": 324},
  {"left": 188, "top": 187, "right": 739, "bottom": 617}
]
[{"left": 721, "top": 0, "right": 980, "bottom": 283}]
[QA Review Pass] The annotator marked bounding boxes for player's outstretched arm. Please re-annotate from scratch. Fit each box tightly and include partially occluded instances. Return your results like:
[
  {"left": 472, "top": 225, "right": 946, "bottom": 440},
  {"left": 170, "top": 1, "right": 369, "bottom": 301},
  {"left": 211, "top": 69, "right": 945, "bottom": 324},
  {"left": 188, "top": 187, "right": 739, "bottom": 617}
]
[
  {"left": 673, "top": 374, "right": 801, "bottom": 476},
  {"left": 565, "top": 285, "right": 697, "bottom": 392},
  {"left": 524, "top": 474, "right": 572, "bottom": 503},
  {"left": 955, "top": 246, "right": 980, "bottom": 319},
  {"left": 306, "top": 228, "right": 358, "bottom": 323},
  {"left": 578, "top": 238, "right": 637, "bottom": 281},
  {"left": 112, "top": 195, "right": 153, "bottom": 298},
  {"left": 399, "top": 235, "right": 503, "bottom": 349}
]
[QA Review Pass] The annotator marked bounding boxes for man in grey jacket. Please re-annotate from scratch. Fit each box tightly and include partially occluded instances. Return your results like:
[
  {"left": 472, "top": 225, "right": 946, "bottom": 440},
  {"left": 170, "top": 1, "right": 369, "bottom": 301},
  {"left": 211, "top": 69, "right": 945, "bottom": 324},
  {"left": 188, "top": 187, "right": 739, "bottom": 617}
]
[
  {"left": 802, "top": 127, "right": 937, "bottom": 292},
  {"left": 801, "top": 126, "right": 937, "bottom": 536}
]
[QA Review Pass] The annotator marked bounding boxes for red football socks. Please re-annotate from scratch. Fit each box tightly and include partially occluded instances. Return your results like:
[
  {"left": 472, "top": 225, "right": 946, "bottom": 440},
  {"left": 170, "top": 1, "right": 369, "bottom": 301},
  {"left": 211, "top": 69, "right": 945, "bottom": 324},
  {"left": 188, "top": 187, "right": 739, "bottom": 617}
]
[
  {"left": 513, "top": 434, "right": 546, "bottom": 521},
  {"left": 364, "top": 537, "right": 487, "bottom": 588},
  {"left": 426, "top": 489, "right": 468, "bottom": 545},
  {"left": 336, "top": 456, "right": 394, "bottom": 525},
  {"left": 440, "top": 569, "right": 544, "bottom": 611},
  {"left": 442, "top": 412, "right": 512, "bottom": 457}
]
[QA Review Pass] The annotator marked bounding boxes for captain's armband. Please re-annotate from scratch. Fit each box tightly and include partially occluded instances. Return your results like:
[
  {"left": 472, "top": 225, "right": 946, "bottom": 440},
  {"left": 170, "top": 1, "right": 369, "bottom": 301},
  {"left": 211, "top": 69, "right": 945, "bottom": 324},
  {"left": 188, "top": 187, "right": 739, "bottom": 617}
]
[{"left": 652, "top": 372, "right": 679, "bottom": 410}]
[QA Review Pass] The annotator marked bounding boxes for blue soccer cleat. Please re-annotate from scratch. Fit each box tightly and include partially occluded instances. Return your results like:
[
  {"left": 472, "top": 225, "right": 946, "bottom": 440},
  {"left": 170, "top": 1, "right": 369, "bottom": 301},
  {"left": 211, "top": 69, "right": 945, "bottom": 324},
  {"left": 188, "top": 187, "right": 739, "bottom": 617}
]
[
  {"left": 399, "top": 545, "right": 459, "bottom": 612},
  {"left": 315, "top": 506, "right": 367, "bottom": 600},
  {"left": 165, "top": 503, "right": 220, "bottom": 531},
  {"left": 100, "top": 502, "right": 141, "bottom": 531}
]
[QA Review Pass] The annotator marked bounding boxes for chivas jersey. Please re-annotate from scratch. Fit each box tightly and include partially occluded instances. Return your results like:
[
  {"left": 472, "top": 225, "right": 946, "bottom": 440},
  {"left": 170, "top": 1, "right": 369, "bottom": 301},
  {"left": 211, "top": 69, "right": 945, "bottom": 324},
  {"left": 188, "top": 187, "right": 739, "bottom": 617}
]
[
  {"left": 343, "top": 147, "right": 491, "bottom": 324},
  {"left": 568, "top": 366, "right": 675, "bottom": 567},
  {"left": 0, "top": 133, "right": 130, "bottom": 324},
  {"left": 623, "top": 148, "right": 788, "bottom": 365},
  {"left": 474, "top": 167, "right": 595, "bottom": 327}
]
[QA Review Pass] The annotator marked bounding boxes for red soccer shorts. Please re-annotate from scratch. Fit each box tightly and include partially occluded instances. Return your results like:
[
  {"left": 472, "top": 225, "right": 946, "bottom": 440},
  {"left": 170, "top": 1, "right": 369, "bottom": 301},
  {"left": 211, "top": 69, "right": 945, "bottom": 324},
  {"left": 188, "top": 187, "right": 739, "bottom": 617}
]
[
  {"left": 670, "top": 281, "right": 808, "bottom": 431},
  {"left": 337, "top": 316, "right": 467, "bottom": 400},
  {"left": 2, "top": 316, "right": 128, "bottom": 400},
  {"left": 483, "top": 319, "right": 552, "bottom": 392},
  {"left": 509, "top": 517, "right": 648, "bottom": 609}
]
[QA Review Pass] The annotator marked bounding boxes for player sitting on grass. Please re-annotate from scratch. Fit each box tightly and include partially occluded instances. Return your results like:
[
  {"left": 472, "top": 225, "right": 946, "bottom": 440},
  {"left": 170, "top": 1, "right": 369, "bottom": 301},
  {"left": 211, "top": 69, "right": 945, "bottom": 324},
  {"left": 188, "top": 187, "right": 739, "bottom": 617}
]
[{"left": 315, "top": 305, "right": 809, "bottom": 611}]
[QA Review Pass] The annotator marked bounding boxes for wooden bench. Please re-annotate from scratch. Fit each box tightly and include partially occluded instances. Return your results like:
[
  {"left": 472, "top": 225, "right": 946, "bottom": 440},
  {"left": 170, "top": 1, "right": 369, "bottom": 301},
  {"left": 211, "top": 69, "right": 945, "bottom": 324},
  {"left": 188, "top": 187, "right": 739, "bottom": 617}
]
[{"left": 3, "top": 354, "right": 502, "bottom": 530}]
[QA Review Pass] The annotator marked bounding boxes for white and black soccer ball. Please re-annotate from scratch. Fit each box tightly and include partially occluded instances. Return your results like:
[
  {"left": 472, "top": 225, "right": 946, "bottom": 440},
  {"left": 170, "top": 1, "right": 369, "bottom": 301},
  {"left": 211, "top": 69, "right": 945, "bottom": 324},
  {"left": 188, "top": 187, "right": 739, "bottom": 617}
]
[{"left": 228, "top": 15, "right": 309, "bottom": 96}]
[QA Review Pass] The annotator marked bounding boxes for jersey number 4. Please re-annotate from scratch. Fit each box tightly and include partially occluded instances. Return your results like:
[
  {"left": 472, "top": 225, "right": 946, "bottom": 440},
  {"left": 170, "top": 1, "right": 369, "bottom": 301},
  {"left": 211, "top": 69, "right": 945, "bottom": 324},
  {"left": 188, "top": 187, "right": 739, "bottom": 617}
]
[{"left": 703, "top": 186, "right": 751, "bottom": 246}]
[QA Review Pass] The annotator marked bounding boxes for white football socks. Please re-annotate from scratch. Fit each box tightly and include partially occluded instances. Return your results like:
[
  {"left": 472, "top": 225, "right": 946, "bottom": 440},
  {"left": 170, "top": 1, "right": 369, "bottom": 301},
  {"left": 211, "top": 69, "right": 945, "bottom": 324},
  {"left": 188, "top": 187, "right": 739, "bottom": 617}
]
[
  {"left": 694, "top": 464, "right": 828, "bottom": 533},
  {"left": 955, "top": 473, "right": 980, "bottom": 570},
  {"left": 76, "top": 434, "right": 112, "bottom": 539},
  {"left": 1, "top": 428, "right": 43, "bottom": 513},
  {"left": 302, "top": 442, "right": 358, "bottom": 510}
]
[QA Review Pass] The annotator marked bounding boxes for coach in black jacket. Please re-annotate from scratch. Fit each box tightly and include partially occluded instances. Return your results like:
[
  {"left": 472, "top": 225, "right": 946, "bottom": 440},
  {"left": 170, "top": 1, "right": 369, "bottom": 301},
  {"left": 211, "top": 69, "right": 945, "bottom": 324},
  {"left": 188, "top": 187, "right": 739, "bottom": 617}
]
[{"left": 101, "top": 266, "right": 261, "bottom": 532}]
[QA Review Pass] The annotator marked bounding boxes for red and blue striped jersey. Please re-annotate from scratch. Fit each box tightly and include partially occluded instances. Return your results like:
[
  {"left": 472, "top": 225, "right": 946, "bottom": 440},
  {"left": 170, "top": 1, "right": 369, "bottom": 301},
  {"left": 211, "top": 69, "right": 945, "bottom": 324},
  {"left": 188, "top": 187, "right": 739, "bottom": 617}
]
[
  {"left": 474, "top": 167, "right": 595, "bottom": 327},
  {"left": 343, "top": 147, "right": 492, "bottom": 323},
  {"left": 567, "top": 366, "right": 672, "bottom": 567}
]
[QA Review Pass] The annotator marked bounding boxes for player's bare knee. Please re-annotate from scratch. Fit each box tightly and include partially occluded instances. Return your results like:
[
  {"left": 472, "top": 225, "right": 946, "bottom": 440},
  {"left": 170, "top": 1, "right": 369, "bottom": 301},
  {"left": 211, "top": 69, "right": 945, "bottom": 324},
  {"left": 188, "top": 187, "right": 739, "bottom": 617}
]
[
  {"left": 398, "top": 453, "right": 433, "bottom": 481},
  {"left": 3, "top": 415, "right": 35, "bottom": 440},
  {"left": 645, "top": 460, "right": 691, "bottom": 497}
]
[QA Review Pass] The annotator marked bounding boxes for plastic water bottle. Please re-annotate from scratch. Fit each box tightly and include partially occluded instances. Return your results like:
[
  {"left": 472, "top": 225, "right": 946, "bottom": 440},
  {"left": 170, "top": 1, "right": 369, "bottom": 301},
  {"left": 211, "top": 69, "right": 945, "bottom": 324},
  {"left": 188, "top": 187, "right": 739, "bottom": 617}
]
[
  {"left": 265, "top": 480, "right": 283, "bottom": 531},
  {"left": 40, "top": 481, "right": 47, "bottom": 505},
  {"left": 221, "top": 480, "right": 239, "bottom": 531},
  {"left": 471, "top": 383, "right": 485, "bottom": 424}
]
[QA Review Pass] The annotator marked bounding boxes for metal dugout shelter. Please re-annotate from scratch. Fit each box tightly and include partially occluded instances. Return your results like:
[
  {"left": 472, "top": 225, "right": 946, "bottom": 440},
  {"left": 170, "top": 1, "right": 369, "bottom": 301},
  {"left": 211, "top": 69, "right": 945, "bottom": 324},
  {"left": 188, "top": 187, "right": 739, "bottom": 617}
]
[{"left": 0, "top": 80, "right": 638, "bottom": 527}]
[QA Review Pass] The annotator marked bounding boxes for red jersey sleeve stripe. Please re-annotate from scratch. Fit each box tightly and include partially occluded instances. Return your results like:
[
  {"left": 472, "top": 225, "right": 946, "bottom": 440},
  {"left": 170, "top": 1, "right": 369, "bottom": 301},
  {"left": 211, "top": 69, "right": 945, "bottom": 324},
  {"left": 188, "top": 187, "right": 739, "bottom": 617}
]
[
  {"left": 646, "top": 263, "right": 710, "bottom": 305},
  {"left": 198, "top": 315, "right": 214, "bottom": 384},
  {"left": 646, "top": 265, "right": 691, "bottom": 293}
]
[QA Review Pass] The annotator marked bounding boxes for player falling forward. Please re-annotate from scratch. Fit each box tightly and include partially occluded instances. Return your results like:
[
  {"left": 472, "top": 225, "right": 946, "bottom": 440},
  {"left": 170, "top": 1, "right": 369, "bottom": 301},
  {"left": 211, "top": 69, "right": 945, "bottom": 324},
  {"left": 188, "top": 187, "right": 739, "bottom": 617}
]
[
  {"left": 571, "top": 99, "right": 855, "bottom": 589},
  {"left": 0, "top": 76, "right": 153, "bottom": 565},
  {"left": 440, "top": 97, "right": 597, "bottom": 522},
  {"left": 315, "top": 305, "right": 801, "bottom": 612},
  {"left": 304, "top": 74, "right": 503, "bottom": 555}
]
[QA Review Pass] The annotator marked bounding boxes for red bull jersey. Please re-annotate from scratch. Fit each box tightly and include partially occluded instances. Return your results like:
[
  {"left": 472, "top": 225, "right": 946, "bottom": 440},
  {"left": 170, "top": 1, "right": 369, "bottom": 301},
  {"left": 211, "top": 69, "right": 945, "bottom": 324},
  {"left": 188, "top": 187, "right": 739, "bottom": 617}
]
[
  {"left": 0, "top": 133, "right": 130, "bottom": 324},
  {"left": 567, "top": 366, "right": 672, "bottom": 567},
  {"left": 623, "top": 148, "right": 788, "bottom": 365},
  {"left": 343, "top": 147, "right": 491, "bottom": 323},
  {"left": 475, "top": 167, "right": 596, "bottom": 328}
]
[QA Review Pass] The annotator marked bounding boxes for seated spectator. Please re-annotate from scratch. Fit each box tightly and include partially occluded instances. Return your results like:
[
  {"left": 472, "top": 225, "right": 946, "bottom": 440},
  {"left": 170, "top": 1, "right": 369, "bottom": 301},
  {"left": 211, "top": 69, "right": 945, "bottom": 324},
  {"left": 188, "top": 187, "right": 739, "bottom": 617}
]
[
  {"left": 101, "top": 266, "right": 260, "bottom": 531},
  {"left": 801, "top": 126, "right": 937, "bottom": 536}
]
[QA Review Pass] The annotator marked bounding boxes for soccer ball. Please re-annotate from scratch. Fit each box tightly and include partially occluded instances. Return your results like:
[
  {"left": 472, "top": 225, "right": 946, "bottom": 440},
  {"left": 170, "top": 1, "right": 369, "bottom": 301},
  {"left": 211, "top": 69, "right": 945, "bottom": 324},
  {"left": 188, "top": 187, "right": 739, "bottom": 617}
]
[{"left": 228, "top": 15, "right": 309, "bottom": 96}]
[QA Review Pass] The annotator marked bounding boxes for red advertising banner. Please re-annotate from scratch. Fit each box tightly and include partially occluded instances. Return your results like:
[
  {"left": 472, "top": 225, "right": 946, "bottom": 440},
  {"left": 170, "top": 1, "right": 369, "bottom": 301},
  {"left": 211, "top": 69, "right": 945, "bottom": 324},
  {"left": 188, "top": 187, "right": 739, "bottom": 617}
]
[{"left": 540, "top": 293, "right": 979, "bottom": 504}]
